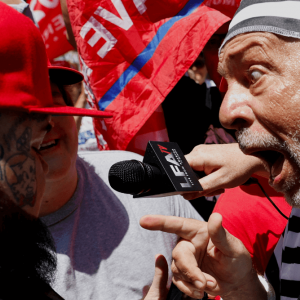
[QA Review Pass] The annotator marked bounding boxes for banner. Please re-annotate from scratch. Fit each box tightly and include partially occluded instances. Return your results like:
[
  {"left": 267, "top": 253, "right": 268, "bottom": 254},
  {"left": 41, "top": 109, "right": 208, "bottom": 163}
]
[
  {"left": 29, "top": 0, "right": 73, "bottom": 60},
  {"left": 67, "top": 0, "right": 231, "bottom": 152},
  {"left": 204, "top": 0, "right": 240, "bottom": 18}
]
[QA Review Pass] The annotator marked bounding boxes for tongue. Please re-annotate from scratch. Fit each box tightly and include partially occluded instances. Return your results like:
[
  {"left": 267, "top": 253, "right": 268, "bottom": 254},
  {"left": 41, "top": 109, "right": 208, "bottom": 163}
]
[{"left": 271, "top": 154, "right": 284, "bottom": 178}]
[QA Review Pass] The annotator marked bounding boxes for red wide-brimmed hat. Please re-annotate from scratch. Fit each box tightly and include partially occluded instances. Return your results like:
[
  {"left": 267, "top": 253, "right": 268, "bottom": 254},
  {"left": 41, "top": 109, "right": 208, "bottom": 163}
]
[{"left": 0, "top": 3, "right": 112, "bottom": 118}]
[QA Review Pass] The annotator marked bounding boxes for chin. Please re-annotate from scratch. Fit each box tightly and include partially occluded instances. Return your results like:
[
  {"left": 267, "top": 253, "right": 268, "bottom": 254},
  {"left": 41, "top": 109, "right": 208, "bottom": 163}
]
[
  {"left": 46, "top": 167, "right": 71, "bottom": 181},
  {"left": 275, "top": 177, "right": 300, "bottom": 208},
  {"left": 283, "top": 189, "right": 300, "bottom": 208},
  {"left": 281, "top": 165, "right": 300, "bottom": 208},
  {"left": 45, "top": 156, "right": 73, "bottom": 181}
]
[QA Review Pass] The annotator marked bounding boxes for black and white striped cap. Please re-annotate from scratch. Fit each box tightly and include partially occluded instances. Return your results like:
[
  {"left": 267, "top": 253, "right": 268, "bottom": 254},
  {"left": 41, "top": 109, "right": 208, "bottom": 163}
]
[{"left": 219, "top": 0, "right": 300, "bottom": 54}]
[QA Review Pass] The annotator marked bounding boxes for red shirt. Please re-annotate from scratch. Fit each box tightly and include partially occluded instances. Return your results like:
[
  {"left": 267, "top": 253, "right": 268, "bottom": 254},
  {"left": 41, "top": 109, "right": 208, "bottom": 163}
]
[{"left": 213, "top": 175, "right": 292, "bottom": 274}]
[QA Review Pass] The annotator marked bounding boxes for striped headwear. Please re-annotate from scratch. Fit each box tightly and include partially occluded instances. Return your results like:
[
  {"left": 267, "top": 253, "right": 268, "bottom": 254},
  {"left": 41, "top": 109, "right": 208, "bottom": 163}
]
[{"left": 219, "top": 0, "right": 300, "bottom": 54}]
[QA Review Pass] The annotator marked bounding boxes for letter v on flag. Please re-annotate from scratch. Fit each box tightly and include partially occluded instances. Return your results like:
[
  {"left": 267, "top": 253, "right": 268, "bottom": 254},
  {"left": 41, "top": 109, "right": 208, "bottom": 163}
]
[{"left": 66, "top": 0, "right": 231, "bottom": 151}]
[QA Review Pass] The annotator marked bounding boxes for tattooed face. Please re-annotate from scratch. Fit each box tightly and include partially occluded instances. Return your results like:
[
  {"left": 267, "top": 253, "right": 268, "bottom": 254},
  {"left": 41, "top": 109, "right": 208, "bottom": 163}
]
[
  {"left": 5, "top": 152, "right": 36, "bottom": 207},
  {"left": 0, "top": 110, "right": 52, "bottom": 217}
]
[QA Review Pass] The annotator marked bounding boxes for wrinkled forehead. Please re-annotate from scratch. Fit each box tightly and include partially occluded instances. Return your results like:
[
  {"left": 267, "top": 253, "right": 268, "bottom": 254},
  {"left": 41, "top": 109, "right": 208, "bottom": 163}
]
[
  {"left": 219, "top": 31, "right": 300, "bottom": 69},
  {"left": 217, "top": 31, "right": 300, "bottom": 87},
  {"left": 221, "top": 31, "right": 279, "bottom": 58},
  {"left": 219, "top": 0, "right": 300, "bottom": 55},
  {"left": 219, "top": 32, "right": 277, "bottom": 70}
]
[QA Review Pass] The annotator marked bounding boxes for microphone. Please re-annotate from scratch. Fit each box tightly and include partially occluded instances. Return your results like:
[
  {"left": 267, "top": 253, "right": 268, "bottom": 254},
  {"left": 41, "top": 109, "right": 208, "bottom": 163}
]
[{"left": 108, "top": 141, "right": 203, "bottom": 198}]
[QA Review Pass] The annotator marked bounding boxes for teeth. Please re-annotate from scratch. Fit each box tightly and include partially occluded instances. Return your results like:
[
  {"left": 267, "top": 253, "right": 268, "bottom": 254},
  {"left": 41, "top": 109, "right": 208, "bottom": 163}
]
[{"left": 41, "top": 140, "right": 56, "bottom": 148}]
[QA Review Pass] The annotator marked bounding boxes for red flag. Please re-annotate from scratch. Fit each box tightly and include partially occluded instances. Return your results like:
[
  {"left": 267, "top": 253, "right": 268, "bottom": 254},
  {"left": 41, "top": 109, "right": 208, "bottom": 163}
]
[
  {"left": 67, "top": 0, "right": 230, "bottom": 152},
  {"left": 29, "top": 0, "right": 73, "bottom": 60},
  {"left": 204, "top": 0, "right": 241, "bottom": 18}
]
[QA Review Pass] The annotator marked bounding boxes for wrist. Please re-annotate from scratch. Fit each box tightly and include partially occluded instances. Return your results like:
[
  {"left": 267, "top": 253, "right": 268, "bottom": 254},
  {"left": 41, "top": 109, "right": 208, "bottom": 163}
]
[
  {"left": 223, "top": 271, "right": 267, "bottom": 300},
  {"left": 248, "top": 156, "right": 269, "bottom": 178}
]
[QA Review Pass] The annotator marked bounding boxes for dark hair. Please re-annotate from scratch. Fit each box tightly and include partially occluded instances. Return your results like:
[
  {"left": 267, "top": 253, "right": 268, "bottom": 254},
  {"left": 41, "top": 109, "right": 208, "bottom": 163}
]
[{"left": 0, "top": 190, "right": 57, "bottom": 299}]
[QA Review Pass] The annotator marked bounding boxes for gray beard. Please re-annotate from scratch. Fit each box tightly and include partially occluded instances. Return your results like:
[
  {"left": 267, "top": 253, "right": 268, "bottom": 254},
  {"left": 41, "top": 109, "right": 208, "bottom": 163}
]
[{"left": 236, "top": 128, "right": 300, "bottom": 208}]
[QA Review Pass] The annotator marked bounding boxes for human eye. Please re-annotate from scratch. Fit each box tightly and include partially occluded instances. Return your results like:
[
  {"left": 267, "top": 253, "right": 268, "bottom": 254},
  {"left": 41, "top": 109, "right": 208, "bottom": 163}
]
[{"left": 249, "top": 69, "right": 263, "bottom": 84}]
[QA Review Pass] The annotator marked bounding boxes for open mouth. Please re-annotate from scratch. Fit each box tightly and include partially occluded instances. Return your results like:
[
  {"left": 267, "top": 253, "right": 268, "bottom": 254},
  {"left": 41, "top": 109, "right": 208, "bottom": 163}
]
[
  {"left": 39, "top": 139, "right": 59, "bottom": 151},
  {"left": 251, "top": 150, "right": 285, "bottom": 179}
]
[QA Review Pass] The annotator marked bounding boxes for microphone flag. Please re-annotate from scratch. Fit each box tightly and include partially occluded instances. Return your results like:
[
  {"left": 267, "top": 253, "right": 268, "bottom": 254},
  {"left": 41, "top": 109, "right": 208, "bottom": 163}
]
[
  {"left": 66, "top": 0, "right": 230, "bottom": 152},
  {"left": 133, "top": 141, "right": 203, "bottom": 197}
]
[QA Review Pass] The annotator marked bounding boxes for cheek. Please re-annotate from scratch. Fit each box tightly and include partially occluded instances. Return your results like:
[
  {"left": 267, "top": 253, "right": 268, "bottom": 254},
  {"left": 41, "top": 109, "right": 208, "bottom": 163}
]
[
  {"left": 55, "top": 117, "right": 78, "bottom": 148},
  {"left": 1, "top": 154, "right": 46, "bottom": 218},
  {"left": 257, "top": 80, "right": 300, "bottom": 136},
  {"left": 35, "top": 155, "right": 47, "bottom": 197},
  {"left": 66, "top": 119, "right": 79, "bottom": 152},
  {"left": 56, "top": 117, "right": 78, "bottom": 164}
]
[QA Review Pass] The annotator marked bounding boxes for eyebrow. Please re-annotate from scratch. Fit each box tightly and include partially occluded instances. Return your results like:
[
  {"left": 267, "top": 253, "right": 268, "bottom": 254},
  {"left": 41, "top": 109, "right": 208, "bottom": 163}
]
[
  {"left": 227, "top": 39, "right": 266, "bottom": 58},
  {"left": 225, "top": 38, "right": 278, "bottom": 76}
]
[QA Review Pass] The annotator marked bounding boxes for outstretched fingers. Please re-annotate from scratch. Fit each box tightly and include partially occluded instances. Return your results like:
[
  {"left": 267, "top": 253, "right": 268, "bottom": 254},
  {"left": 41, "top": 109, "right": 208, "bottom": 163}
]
[
  {"left": 140, "top": 215, "right": 218, "bottom": 297},
  {"left": 140, "top": 215, "right": 208, "bottom": 243},
  {"left": 171, "top": 241, "right": 217, "bottom": 298},
  {"left": 207, "top": 213, "right": 244, "bottom": 257}
]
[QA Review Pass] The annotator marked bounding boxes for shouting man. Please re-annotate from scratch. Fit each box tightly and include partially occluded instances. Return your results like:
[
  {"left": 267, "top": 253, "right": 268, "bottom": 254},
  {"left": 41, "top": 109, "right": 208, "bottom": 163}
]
[{"left": 141, "top": 0, "right": 300, "bottom": 299}]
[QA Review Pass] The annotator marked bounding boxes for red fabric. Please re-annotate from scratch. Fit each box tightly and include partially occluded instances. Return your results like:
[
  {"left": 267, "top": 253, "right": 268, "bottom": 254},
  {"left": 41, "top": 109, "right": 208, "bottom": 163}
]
[
  {"left": 144, "top": 0, "right": 190, "bottom": 22},
  {"left": 126, "top": 0, "right": 242, "bottom": 155},
  {"left": 0, "top": 3, "right": 112, "bottom": 119},
  {"left": 29, "top": 106, "right": 112, "bottom": 117},
  {"left": 219, "top": 77, "right": 228, "bottom": 92},
  {"left": 126, "top": 105, "right": 169, "bottom": 155},
  {"left": 29, "top": 0, "right": 73, "bottom": 60},
  {"left": 50, "top": 60, "right": 72, "bottom": 69},
  {"left": 213, "top": 176, "right": 292, "bottom": 274},
  {"left": 67, "top": 0, "right": 230, "bottom": 151},
  {"left": 0, "top": 3, "right": 53, "bottom": 112},
  {"left": 203, "top": 0, "right": 241, "bottom": 18}
]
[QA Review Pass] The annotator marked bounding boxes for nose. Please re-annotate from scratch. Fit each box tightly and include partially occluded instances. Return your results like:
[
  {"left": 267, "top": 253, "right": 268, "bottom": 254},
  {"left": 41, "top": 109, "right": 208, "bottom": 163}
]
[
  {"left": 219, "top": 82, "right": 255, "bottom": 130},
  {"left": 46, "top": 117, "right": 55, "bottom": 132}
]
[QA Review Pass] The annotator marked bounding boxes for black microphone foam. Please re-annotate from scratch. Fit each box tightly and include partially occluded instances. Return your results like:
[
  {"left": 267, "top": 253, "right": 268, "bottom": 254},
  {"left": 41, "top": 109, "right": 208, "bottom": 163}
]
[{"left": 108, "top": 160, "right": 162, "bottom": 195}]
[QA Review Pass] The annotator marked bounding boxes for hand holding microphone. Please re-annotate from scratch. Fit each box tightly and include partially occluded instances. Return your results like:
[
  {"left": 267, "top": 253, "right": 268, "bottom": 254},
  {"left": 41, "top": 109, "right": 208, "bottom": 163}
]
[
  {"left": 108, "top": 141, "right": 268, "bottom": 199},
  {"left": 109, "top": 141, "right": 203, "bottom": 198}
]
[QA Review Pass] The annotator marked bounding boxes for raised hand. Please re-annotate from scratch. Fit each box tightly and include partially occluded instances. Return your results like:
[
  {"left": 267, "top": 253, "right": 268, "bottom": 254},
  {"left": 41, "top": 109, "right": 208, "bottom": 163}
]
[
  {"left": 140, "top": 214, "right": 267, "bottom": 300},
  {"left": 200, "top": 213, "right": 257, "bottom": 298},
  {"left": 140, "top": 215, "right": 212, "bottom": 299}
]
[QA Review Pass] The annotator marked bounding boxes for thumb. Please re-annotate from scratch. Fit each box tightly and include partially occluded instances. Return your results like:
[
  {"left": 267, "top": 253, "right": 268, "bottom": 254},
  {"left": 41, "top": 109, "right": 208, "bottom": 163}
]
[
  {"left": 144, "top": 254, "right": 169, "bottom": 300},
  {"left": 207, "top": 213, "right": 241, "bottom": 257}
]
